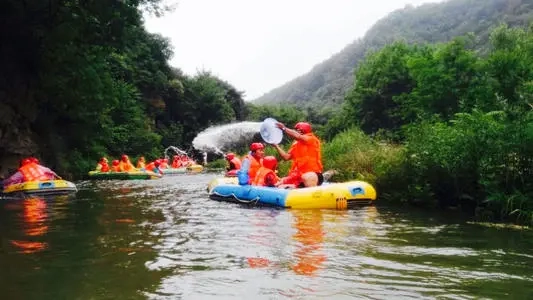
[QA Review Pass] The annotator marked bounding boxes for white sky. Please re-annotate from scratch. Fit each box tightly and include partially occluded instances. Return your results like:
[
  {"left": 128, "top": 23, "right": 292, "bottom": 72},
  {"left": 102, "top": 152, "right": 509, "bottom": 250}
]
[{"left": 144, "top": 0, "right": 443, "bottom": 101}]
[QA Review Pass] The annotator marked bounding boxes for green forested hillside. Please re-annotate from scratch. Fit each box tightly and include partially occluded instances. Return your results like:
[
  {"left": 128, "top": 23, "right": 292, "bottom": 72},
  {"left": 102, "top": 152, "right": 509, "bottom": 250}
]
[{"left": 253, "top": 0, "right": 533, "bottom": 108}]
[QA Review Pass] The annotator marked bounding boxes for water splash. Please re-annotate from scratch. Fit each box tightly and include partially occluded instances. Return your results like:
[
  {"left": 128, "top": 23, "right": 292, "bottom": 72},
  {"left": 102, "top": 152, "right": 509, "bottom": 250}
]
[
  {"left": 164, "top": 146, "right": 187, "bottom": 159},
  {"left": 192, "top": 122, "right": 262, "bottom": 154}
]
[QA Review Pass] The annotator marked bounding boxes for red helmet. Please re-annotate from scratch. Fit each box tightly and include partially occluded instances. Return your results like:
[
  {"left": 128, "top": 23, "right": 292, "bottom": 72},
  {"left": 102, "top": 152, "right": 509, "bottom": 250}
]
[
  {"left": 154, "top": 159, "right": 162, "bottom": 167},
  {"left": 20, "top": 158, "right": 32, "bottom": 167},
  {"left": 294, "top": 122, "right": 312, "bottom": 134},
  {"left": 121, "top": 154, "right": 129, "bottom": 161},
  {"left": 100, "top": 157, "right": 108, "bottom": 162},
  {"left": 30, "top": 157, "right": 40, "bottom": 164},
  {"left": 112, "top": 160, "right": 120, "bottom": 166},
  {"left": 262, "top": 156, "right": 278, "bottom": 170},
  {"left": 226, "top": 153, "right": 235, "bottom": 160},
  {"left": 250, "top": 143, "right": 264, "bottom": 151}
]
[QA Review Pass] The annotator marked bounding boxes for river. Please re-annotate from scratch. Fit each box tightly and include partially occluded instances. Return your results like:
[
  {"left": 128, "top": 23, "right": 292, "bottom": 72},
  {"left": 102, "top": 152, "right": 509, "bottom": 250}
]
[{"left": 1, "top": 173, "right": 532, "bottom": 299}]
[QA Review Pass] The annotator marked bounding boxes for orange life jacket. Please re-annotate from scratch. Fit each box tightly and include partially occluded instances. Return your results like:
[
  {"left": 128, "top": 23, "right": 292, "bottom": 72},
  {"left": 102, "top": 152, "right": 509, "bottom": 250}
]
[
  {"left": 19, "top": 163, "right": 51, "bottom": 181},
  {"left": 111, "top": 165, "right": 121, "bottom": 172},
  {"left": 230, "top": 157, "right": 242, "bottom": 170},
  {"left": 145, "top": 162, "right": 155, "bottom": 172},
  {"left": 288, "top": 133, "right": 323, "bottom": 173},
  {"left": 119, "top": 161, "right": 135, "bottom": 172},
  {"left": 97, "top": 162, "right": 110, "bottom": 172},
  {"left": 245, "top": 154, "right": 262, "bottom": 183},
  {"left": 136, "top": 161, "right": 145, "bottom": 169},
  {"left": 252, "top": 166, "right": 279, "bottom": 186},
  {"left": 171, "top": 159, "right": 181, "bottom": 168}
]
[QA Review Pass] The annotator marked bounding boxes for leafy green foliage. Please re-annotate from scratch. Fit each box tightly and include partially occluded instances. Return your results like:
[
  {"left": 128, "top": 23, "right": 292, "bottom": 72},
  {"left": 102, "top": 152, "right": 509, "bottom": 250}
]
[
  {"left": 325, "top": 25, "right": 533, "bottom": 223},
  {"left": 0, "top": 0, "right": 246, "bottom": 176}
]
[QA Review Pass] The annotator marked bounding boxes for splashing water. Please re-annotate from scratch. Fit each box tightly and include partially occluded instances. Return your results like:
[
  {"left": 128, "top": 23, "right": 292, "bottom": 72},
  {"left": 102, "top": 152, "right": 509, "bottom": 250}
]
[
  {"left": 164, "top": 146, "right": 187, "bottom": 159},
  {"left": 192, "top": 122, "right": 262, "bottom": 154}
]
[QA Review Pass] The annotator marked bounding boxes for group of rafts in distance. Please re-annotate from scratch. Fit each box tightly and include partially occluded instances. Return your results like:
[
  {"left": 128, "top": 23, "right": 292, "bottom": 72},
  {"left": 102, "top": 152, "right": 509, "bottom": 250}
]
[
  {"left": 88, "top": 153, "right": 203, "bottom": 180},
  {"left": 207, "top": 118, "right": 377, "bottom": 209},
  {"left": 1, "top": 151, "right": 203, "bottom": 196}
]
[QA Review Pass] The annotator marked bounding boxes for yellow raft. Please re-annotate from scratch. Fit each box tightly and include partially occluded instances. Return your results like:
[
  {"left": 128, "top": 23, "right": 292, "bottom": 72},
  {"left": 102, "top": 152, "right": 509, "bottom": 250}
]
[
  {"left": 162, "top": 164, "right": 204, "bottom": 175},
  {"left": 208, "top": 177, "right": 377, "bottom": 209},
  {"left": 3, "top": 179, "right": 78, "bottom": 195}
]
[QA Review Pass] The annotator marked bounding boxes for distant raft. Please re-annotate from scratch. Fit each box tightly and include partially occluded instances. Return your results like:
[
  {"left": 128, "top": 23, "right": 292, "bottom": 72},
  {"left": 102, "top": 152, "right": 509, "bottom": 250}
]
[
  {"left": 207, "top": 177, "right": 377, "bottom": 209},
  {"left": 88, "top": 170, "right": 162, "bottom": 180},
  {"left": 162, "top": 164, "right": 204, "bottom": 176},
  {"left": 2, "top": 179, "right": 78, "bottom": 196}
]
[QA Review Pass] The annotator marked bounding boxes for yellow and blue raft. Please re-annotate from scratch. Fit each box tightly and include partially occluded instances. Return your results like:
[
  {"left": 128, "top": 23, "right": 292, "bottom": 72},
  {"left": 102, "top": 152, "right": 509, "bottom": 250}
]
[
  {"left": 207, "top": 177, "right": 376, "bottom": 209},
  {"left": 3, "top": 179, "right": 77, "bottom": 195}
]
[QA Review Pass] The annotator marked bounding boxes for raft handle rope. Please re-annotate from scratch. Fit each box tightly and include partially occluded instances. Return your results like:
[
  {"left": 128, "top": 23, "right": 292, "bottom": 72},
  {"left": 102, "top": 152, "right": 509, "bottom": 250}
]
[{"left": 211, "top": 191, "right": 260, "bottom": 205}]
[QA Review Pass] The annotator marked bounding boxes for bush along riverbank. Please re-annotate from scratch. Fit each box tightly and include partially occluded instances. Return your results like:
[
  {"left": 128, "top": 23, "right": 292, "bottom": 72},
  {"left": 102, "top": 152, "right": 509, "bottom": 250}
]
[{"left": 318, "top": 25, "right": 533, "bottom": 225}]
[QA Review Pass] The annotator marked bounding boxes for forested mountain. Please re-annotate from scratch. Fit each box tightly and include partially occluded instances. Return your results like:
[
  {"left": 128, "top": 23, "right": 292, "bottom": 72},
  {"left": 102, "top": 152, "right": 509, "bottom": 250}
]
[{"left": 253, "top": 0, "right": 533, "bottom": 108}]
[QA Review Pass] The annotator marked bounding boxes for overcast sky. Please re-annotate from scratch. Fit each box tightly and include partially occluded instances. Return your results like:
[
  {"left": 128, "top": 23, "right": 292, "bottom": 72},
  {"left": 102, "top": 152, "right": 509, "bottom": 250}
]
[{"left": 144, "top": 0, "right": 443, "bottom": 101}]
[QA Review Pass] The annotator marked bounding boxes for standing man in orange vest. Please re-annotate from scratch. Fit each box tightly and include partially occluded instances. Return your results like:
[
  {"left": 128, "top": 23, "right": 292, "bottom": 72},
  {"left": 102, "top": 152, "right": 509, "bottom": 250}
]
[{"left": 272, "top": 122, "right": 323, "bottom": 187}]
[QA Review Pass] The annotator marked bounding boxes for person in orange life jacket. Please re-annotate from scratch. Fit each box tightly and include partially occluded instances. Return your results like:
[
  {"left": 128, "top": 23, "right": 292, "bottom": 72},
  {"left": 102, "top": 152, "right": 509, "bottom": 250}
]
[
  {"left": 171, "top": 155, "right": 181, "bottom": 168},
  {"left": 160, "top": 158, "right": 170, "bottom": 169},
  {"left": 225, "top": 153, "right": 242, "bottom": 171},
  {"left": 96, "top": 157, "right": 110, "bottom": 172},
  {"left": 225, "top": 152, "right": 242, "bottom": 177},
  {"left": 111, "top": 160, "right": 121, "bottom": 172},
  {"left": 145, "top": 160, "right": 156, "bottom": 172},
  {"left": 3, "top": 158, "right": 59, "bottom": 188},
  {"left": 252, "top": 156, "right": 280, "bottom": 187},
  {"left": 180, "top": 154, "right": 192, "bottom": 167},
  {"left": 151, "top": 159, "right": 164, "bottom": 174},
  {"left": 272, "top": 122, "right": 323, "bottom": 187},
  {"left": 119, "top": 154, "right": 136, "bottom": 172},
  {"left": 136, "top": 156, "right": 146, "bottom": 169},
  {"left": 237, "top": 143, "right": 265, "bottom": 185}
]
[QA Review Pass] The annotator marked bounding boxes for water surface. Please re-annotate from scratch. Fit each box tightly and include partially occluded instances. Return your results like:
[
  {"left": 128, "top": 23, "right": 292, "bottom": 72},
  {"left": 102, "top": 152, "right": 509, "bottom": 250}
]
[{"left": 1, "top": 173, "right": 532, "bottom": 299}]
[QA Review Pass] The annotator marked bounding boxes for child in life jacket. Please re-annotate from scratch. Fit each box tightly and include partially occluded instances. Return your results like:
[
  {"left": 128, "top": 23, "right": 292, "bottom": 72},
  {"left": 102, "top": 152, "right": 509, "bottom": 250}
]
[{"left": 251, "top": 156, "right": 279, "bottom": 187}]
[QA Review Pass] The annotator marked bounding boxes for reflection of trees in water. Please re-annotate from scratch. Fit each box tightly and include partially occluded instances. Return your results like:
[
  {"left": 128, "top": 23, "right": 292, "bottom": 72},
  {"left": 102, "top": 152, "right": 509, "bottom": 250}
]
[{"left": 291, "top": 210, "right": 327, "bottom": 276}]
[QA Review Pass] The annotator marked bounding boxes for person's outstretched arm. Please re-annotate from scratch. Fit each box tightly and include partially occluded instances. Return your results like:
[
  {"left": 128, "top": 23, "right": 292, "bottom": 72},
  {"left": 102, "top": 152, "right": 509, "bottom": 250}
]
[{"left": 272, "top": 144, "right": 291, "bottom": 161}]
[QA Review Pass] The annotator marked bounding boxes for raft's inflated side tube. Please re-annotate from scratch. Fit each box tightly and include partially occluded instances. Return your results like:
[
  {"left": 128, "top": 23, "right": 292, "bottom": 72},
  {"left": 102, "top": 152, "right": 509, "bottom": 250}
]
[
  {"left": 162, "top": 168, "right": 188, "bottom": 175},
  {"left": 186, "top": 164, "right": 204, "bottom": 173},
  {"left": 3, "top": 180, "right": 78, "bottom": 195},
  {"left": 88, "top": 170, "right": 162, "bottom": 180},
  {"left": 208, "top": 178, "right": 377, "bottom": 209},
  {"left": 158, "top": 165, "right": 204, "bottom": 176}
]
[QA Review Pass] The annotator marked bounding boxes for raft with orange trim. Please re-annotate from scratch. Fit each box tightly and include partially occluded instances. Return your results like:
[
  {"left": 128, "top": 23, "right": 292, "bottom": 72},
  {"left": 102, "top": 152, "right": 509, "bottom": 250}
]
[
  {"left": 88, "top": 170, "right": 162, "bottom": 180},
  {"left": 2, "top": 179, "right": 77, "bottom": 195},
  {"left": 207, "top": 177, "right": 376, "bottom": 209}
]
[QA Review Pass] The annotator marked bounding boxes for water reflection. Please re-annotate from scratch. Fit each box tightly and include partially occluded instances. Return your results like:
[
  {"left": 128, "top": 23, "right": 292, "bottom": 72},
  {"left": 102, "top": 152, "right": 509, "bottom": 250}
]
[
  {"left": 291, "top": 210, "right": 326, "bottom": 276},
  {"left": 5, "top": 197, "right": 50, "bottom": 254}
]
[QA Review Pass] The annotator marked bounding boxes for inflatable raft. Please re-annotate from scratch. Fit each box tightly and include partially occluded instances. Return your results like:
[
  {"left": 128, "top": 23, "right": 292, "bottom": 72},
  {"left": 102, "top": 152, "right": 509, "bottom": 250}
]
[
  {"left": 88, "top": 170, "right": 162, "bottom": 180},
  {"left": 3, "top": 179, "right": 77, "bottom": 195},
  {"left": 207, "top": 177, "right": 377, "bottom": 209},
  {"left": 162, "top": 164, "right": 204, "bottom": 175}
]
